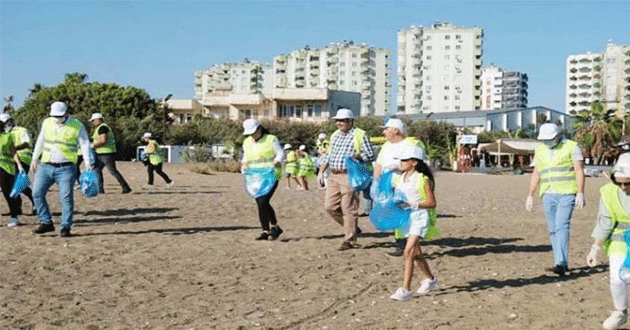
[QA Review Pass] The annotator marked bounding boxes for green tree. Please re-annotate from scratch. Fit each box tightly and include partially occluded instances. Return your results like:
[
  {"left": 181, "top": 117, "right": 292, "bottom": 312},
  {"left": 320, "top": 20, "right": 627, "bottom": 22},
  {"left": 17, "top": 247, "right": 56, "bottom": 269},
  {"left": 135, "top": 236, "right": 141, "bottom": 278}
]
[{"left": 571, "top": 101, "right": 621, "bottom": 165}]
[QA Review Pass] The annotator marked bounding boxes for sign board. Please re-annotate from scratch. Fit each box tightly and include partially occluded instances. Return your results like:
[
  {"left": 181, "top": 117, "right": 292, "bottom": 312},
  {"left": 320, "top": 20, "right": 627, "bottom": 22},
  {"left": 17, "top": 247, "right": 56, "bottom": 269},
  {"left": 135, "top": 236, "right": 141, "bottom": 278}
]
[{"left": 458, "top": 135, "right": 478, "bottom": 145}]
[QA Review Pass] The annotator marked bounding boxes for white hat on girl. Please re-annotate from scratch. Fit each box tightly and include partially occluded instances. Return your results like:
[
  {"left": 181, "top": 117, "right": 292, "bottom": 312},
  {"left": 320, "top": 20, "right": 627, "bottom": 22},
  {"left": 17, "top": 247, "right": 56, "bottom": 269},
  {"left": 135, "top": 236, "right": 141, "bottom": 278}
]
[
  {"left": 613, "top": 153, "right": 630, "bottom": 179},
  {"left": 284, "top": 144, "right": 292, "bottom": 150}
]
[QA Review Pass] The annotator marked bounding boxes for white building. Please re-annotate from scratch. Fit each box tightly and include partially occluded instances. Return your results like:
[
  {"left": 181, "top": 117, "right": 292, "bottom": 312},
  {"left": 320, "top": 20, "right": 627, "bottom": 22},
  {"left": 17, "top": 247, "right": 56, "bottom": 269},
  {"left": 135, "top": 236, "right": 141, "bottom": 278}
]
[
  {"left": 566, "top": 42, "right": 630, "bottom": 114},
  {"left": 194, "top": 60, "right": 272, "bottom": 101},
  {"left": 481, "top": 66, "right": 528, "bottom": 110},
  {"left": 273, "top": 41, "right": 391, "bottom": 117},
  {"left": 397, "top": 22, "right": 483, "bottom": 115}
]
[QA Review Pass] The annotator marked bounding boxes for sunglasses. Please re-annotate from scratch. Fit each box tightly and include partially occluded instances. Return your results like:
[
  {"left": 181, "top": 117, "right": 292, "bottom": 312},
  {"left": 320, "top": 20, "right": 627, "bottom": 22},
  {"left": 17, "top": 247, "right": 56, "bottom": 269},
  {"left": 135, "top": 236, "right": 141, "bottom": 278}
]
[
  {"left": 335, "top": 119, "right": 351, "bottom": 123},
  {"left": 616, "top": 181, "right": 630, "bottom": 188}
]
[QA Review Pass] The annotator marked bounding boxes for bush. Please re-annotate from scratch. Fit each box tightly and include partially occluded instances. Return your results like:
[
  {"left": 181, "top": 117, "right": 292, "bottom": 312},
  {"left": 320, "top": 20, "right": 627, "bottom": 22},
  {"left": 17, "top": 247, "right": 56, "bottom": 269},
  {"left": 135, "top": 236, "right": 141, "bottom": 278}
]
[
  {"left": 181, "top": 144, "right": 214, "bottom": 163},
  {"left": 188, "top": 160, "right": 242, "bottom": 175}
]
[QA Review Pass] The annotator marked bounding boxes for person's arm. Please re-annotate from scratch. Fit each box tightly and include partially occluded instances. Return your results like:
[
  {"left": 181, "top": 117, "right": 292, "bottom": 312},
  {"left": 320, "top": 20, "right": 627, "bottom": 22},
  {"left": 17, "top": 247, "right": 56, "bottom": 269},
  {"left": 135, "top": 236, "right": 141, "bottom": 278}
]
[
  {"left": 417, "top": 181, "right": 437, "bottom": 209},
  {"left": 359, "top": 133, "right": 375, "bottom": 163},
  {"left": 92, "top": 125, "right": 108, "bottom": 148},
  {"left": 574, "top": 160, "right": 585, "bottom": 194},
  {"left": 528, "top": 165, "right": 540, "bottom": 197},
  {"left": 30, "top": 125, "right": 46, "bottom": 171},
  {"left": 271, "top": 137, "right": 284, "bottom": 167},
  {"left": 145, "top": 141, "right": 156, "bottom": 154},
  {"left": 77, "top": 126, "right": 92, "bottom": 170},
  {"left": 14, "top": 130, "right": 30, "bottom": 151},
  {"left": 588, "top": 197, "right": 614, "bottom": 266},
  {"left": 373, "top": 162, "right": 383, "bottom": 179}
]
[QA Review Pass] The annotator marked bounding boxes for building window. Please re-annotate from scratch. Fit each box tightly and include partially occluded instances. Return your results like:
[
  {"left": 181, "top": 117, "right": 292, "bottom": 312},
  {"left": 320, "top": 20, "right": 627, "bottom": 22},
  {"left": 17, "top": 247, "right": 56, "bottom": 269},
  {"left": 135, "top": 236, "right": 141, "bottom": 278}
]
[
  {"left": 455, "top": 95, "right": 460, "bottom": 100},
  {"left": 455, "top": 34, "right": 461, "bottom": 39},
  {"left": 314, "top": 105, "right": 322, "bottom": 117},
  {"left": 352, "top": 71, "right": 356, "bottom": 76},
  {"left": 295, "top": 105, "right": 302, "bottom": 117},
  {"left": 455, "top": 105, "right": 460, "bottom": 110},
  {"left": 352, "top": 62, "right": 357, "bottom": 67},
  {"left": 445, "top": 35, "right": 450, "bottom": 40},
  {"left": 427, "top": 96, "right": 432, "bottom": 100},
  {"left": 307, "top": 105, "right": 314, "bottom": 117},
  {"left": 340, "top": 80, "right": 345, "bottom": 85},
  {"left": 456, "top": 45, "right": 461, "bottom": 50},
  {"left": 340, "top": 71, "right": 345, "bottom": 76},
  {"left": 352, "top": 53, "right": 357, "bottom": 58},
  {"left": 426, "top": 55, "right": 432, "bottom": 60},
  {"left": 444, "top": 96, "right": 449, "bottom": 100},
  {"left": 340, "top": 62, "right": 345, "bottom": 67},
  {"left": 445, "top": 45, "right": 450, "bottom": 50},
  {"left": 427, "top": 45, "right": 432, "bottom": 50},
  {"left": 352, "top": 81, "right": 358, "bottom": 86},
  {"left": 445, "top": 55, "right": 450, "bottom": 60},
  {"left": 445, "top": 85, "right": 450, "bottom": 90}
]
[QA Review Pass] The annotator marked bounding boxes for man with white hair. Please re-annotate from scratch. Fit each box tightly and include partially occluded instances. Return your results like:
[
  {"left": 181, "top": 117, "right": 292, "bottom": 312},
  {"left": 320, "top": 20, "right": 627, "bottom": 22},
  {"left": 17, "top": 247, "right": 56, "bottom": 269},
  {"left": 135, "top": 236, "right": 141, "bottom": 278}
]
[
  {"left": 587, "top": 153, "right": 630, "bottom": 329},
  {"left": 526, "top": 123, "right": 585, "bottom": 276},
  {"left": 89, "top": 113, "right": 131, "bottom": 194},
  {"left": 31, "top": 101, "right": 92, "bottom": 237}
]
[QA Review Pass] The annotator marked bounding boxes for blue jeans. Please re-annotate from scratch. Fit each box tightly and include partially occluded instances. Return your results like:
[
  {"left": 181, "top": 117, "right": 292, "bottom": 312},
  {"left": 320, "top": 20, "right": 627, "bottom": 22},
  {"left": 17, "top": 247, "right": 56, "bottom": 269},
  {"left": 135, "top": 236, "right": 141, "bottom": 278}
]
[
  {"left": 542, "top": 193, "right": 576, "bottom": 268},
  {"left": 33, "top": 163, "right": 77, "bottom": 230}
]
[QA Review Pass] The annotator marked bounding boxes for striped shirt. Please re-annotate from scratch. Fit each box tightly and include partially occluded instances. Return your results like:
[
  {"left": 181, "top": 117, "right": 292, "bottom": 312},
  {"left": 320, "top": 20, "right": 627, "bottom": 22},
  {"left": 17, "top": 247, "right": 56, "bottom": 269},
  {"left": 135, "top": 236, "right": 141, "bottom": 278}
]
[{"left": 325, "top": 127, "right": 375, "bottom": 171}]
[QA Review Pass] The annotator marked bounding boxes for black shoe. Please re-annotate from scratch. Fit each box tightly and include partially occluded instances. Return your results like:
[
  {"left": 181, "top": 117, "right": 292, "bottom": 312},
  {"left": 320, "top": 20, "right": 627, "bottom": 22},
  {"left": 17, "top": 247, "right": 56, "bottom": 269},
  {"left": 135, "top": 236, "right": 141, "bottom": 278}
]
[
  {"left": 122, "top": 187, "right": 132, "bottom": 194},
  {"left": 269, "top": 226, "right": 283, "bottom": 240},
  {"left": 99, "top": 190, "right": 106, "bottom": 194},
  {"left": 255, "top": 232, "right": 270, "bottom": 240},
  {"left": 60, "top": 228, "right": 71, "bottom": 237},
  {"left": 385, "top": 239, "right": 407, "bottom": 257},
  {"left": 356, "top": 227, "right": 362, "bottom": 235},
  {"left": 33, "top": 223, "right": 55, "bottom": 234},
  {"left": 546, "top": 265, "right": 568, "bottom": 276}
]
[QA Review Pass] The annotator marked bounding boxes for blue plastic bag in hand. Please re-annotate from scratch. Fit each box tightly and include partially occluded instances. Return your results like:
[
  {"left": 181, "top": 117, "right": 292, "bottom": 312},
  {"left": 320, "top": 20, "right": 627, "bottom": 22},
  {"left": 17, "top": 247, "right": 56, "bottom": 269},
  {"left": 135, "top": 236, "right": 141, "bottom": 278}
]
[
  {"left": 10, "top": 170, "right": 30, "bottom": 199},
  {"left": 369, "top": 171, "right": 411, "bottom": 231},
  {"left": 244, "top": 167, "right": 277, "bottom": 198},
  {"left": 88, "top": 148, "right": 103, "bottom": 168},
  {"left": 345, "top": 156, "right": 372, "bottom": 191},
  {"left": 619, "top": 230, "right": 630, "bottom": 285},
  {"left": 79, "top": 170, "right": 100, "bottom": 198}
]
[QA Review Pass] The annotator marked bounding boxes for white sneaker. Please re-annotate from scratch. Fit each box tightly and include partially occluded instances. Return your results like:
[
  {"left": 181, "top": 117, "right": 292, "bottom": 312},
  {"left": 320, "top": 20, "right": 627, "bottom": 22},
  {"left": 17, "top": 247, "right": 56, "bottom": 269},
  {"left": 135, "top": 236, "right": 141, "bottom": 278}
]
[
  {"left": 389, "top": 287, "right": 412, "bottom": 301},
  {"left": 167, "top": 181, "right": 175, "bottom": 188},
  {"left": 603, "top": 310, "right": 628, "bottom": 330},
  {"left": 417, "top": 277, "right": 438, "bottom": 295},
  {"left": 142, "top": 184, "right": 155, "bottom": 189},
  {"left": 7, "top": 217, "right": 21, "bottom": 228}
]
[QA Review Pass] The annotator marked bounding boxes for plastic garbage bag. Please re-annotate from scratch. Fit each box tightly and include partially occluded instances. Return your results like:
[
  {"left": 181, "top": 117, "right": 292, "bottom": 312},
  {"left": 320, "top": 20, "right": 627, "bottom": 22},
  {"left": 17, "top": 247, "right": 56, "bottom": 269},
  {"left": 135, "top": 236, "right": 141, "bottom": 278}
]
[
  {"left": 79, "top": 170, "right": 100, "bottom": 198},
  {"left": 244, "top": 167, "right": 277, "bottom": 198},
  {"left": 10, "top": 170, "right": 30, "bottom": 199},
  {"left": 619, "top": 230, "right": 630, "bottom": 285},
  {"left": 369, "top": 171, "right": 411, "bottom": 231},
  {"left": 88, "top": 148, "right": 103, "bottom": 168},
  {"left": 346, "top": 156, "right": 372, "bottom": 191}
]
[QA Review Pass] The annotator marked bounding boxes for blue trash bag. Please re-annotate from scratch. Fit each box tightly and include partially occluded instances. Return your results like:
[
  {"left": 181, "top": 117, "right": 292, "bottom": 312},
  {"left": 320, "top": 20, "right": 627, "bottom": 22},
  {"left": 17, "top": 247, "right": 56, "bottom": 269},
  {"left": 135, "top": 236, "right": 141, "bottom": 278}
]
[
  {"left": 346, "top": 156, "right": 373, "bottom": 191},
  {"left": 79, "top": 170, "right": 100, "bottom": 198},
  {"left": 369, "top": 171, "right": 411, "bottom": 231},
  {"left": 88, "top": 148, "right": 103, "bottom": 168},
  {"left": 10, "top": 170, "right": 30, "bottom": 199},
  {"left": 619, "top": 230, "right": 630, "bottom": 285},
  {"left": 243, "top": 167, "right": 277, "bottom": 198}
]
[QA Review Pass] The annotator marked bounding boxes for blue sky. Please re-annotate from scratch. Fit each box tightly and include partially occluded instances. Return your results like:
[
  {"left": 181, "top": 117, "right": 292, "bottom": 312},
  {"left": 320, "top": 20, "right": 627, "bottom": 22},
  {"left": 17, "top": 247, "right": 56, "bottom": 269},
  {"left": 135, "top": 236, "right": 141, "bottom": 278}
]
[{"left": 1, "top": 1, "right": 629, "bottom": 112}]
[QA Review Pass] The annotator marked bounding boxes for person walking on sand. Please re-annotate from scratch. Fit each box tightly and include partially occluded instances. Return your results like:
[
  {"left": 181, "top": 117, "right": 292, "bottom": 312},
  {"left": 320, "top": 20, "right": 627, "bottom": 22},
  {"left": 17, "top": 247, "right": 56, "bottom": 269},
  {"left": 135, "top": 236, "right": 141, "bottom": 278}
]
[
  {"left": 525, "top": 123, "right": 585, "bottom": 276},
  {"left": 0, "top": 115, "right": 25, "bottom": 227},
  {"left": 89, "top": 113, "right": 131, "bottom": 194},
  {"left": 31, "top": 101, "right": 92, "bottom": 237},
  {"left": 389, "top": 145, "right": 440, "bottom": 301},
  {"left": 296, "top": 144, "right": 315, "bottom": 191},
  {"left": 1, "top": 113, "right": 35, "bottom": 213},
  {"left": 141, "top": 132, "right": 173, "bottom": 188},
  {"left": 283, "top": 144, "right": 301, "bottom": 189},
  {"left": 241, "top": 119, "right": 284, "bottom": 241},
  {"left": 317, "top": 108, "right": 375, "bottom": 251},
  {"left": 316, "top": 133, "right": 330, "bottom": 190}
]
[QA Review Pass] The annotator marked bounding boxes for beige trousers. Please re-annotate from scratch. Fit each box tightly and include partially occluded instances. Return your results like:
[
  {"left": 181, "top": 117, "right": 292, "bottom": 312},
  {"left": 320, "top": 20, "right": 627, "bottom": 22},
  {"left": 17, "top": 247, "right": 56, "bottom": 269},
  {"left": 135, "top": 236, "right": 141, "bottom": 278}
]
[{"left": 324, "top": 173, "right": 359, "bottom": 242}]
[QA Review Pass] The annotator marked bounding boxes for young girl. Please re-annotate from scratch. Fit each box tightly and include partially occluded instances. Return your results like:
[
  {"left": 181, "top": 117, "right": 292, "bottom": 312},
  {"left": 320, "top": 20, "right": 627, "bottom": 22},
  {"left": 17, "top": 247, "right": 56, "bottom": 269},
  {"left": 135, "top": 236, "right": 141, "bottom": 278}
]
[
  {"left": 284, "top": 144, "right": 301, "bottom": 189},
  {"left": 296, "top": 145, "right": 315, "bottom": 191},
  {"left": 389, "top": 145, "right": 440, "bottom": 301}
]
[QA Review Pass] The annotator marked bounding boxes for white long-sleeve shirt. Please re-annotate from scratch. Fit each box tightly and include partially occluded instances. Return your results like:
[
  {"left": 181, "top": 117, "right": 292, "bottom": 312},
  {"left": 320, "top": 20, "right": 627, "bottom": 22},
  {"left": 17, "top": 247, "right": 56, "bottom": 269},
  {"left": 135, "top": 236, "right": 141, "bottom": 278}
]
[{"left": 32, "top": 117, "right": 92, "bottom": 169}]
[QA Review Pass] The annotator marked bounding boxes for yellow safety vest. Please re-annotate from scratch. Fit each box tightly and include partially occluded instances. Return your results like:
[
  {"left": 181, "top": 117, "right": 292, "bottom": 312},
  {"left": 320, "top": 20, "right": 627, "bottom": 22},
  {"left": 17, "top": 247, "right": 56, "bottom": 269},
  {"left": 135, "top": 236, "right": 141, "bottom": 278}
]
[
  {"left": 601, "top": 182, "right": 630, "bottom": 256},
  {"left": 243, "top": 134, "right": 282, "bottom": 179},
  {"left": 535, "top": 140, "right": 578, "bottom": 196},
  {"left": 0, "top": 132, "right": 16, "bottom": 175},
  {"left": 146, "top": 139, "right": 163, "bottom": 165},
  {"left": 392, "top": 172, "right": 440, "bottom": 240},
  {"left": 329, "top": 127, "right": 373, "bottom": 170},
  {"left": 297, "top": 153, "right": 315, "bottom": 177},
  {"left": 317, "top": 140, "right": 330, "bottom": 155},
  {"left": 11, "top": 126, "right": 32, "bottom": 165},
  {"left": 41, "top": 117, "right": 83, "bottom": 164},
  {"left": 285, "top": 150, "right": 298, "bottom": 175},
  {"left": 92, "top": 123, "right": 117, "bottom": 154}
]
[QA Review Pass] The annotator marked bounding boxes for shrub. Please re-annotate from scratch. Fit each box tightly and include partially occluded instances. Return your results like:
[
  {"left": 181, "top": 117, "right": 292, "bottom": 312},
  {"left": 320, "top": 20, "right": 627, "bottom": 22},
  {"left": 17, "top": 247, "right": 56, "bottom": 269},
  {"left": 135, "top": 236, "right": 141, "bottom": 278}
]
[{"left": 188, "top": 160, "right": 242, "bottom": 175}]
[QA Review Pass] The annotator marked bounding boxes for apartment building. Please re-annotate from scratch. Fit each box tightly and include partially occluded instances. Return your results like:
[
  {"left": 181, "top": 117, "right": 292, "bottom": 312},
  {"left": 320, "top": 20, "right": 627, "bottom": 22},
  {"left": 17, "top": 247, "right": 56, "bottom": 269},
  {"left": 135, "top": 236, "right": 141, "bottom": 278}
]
[
  {"left": 273, "top": 41, "right": 392, "bottom": 116},
  {"left": 194, "top": 60, "right": 272, "bottom": 101},
  {"left": 566, "top": 42, "right": 630, "bottom": 114},
  {"left": 397, "top": 22, "right": 483, "bottom": 115},
  {"left": 481, "top": 66, "right": 528, "bottom": 110}
]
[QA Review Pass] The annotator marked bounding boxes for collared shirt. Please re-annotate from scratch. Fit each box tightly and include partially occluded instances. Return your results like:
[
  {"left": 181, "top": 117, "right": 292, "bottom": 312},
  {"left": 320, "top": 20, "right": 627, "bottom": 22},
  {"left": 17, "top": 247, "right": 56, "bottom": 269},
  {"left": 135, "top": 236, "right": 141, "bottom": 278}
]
[
  {"left": 32, "top": 117, "right": 91, "bottom": 165},
  {"left": 325, "top": 127, "right": 375, "bottom": 171},
  {"left": 592, "top": 190, "right": 630, "bottom": 241}
]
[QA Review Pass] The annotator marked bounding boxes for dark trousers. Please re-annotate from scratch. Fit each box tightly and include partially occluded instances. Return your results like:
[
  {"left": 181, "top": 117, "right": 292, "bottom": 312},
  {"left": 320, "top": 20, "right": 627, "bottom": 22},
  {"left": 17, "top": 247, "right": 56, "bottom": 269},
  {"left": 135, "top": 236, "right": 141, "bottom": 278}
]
[
  {"left": 147, "top": 163, "right": 171, "bottom": 185},
  {"left": 96, "top": 153, "right": 130, "bottom": 192},
  {"left": 254, "top": 181, "right": 279, "bottom": 231},
  {"left": 0, "top": 168, "right": 21, "bottom": 217},
  {"left": 19, "top": 162, "right": 34, "bottom": 205}
]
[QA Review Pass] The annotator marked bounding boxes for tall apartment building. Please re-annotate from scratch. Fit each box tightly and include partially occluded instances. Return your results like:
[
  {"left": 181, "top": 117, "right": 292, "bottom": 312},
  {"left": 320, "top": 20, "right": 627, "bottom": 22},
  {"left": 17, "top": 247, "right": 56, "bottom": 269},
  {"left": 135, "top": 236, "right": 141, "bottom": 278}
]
[
  {"left": 273, "top": 41, "right": 392, "bottom": 116},
  {"left": 481, "top": 65, "right": 528, "bottom": 110},
  {"left": 566, "top": 42, "right": 630, "bottom": 114},
  {"left": 397, "top": 22, "right": 483, "bottom": 115},
  {"left": 194, "top": 60, "right": 272, "bottom": 101}
]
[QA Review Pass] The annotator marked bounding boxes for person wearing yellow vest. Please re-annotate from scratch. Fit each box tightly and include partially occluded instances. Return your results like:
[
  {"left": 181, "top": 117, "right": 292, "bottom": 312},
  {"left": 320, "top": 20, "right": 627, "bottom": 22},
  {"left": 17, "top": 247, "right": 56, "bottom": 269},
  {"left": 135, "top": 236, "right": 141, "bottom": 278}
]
[
  {"left": 283, "top": 144, "right": 301, "bottom": 189},
  {"left": 317, "top": 108, "right": 375, "bottom": 251},
  {"left": 89, "top": 113, "right": 131, "bottom": 194},
  {"left": 31, "top": 101, "right": 92, "bottom": 237},
  {"left": 526, "top": 123, "right": 585, "bottom": 276},
  {"left": 373, "top": 118, "right": 428, "bottom": 257},
  {"left": 389, "top": 145, "right": 440, "bottom": 301},
  {"left": 586, "top": 153, "right": 630, "bottom": 329},
  {"left": 1, "top": 113, "right": 35, "bottom": 214},
  {"left": 141, "top": 132, "right": 173, "bottom": 188},
  {"left": 315, "top": 133, "right": 331, "bottom": 190},
  {"left": 241, "top": 119, "right": 284, "bottom": 241},
  {"left": 0, "top": 115, "right": 25, "bottom": 227},
  {"left": 296, "top": 144, "right": 315, "bottom": 191}
]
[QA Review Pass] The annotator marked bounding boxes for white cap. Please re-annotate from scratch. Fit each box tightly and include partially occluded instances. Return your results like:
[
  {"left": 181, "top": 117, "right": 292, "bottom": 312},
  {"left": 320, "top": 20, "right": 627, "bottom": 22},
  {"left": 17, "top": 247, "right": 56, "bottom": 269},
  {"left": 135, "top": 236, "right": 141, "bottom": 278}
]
[
  {"left": 614, "top": 153, "right": 630, "bottom": 178},
  {"left": 242, "top": 119, "right": 260, "bottom": 135},
  {"left": 332, "top": 108, "right": 354, "bottom": 120},
  {"left": 299, "top": 145, "right": 306, "bottom": 151},
  {"left": 382, "top": 118, "right": 407, "bottom": 136},
  {"left": 283, "top": 143, "right": 292, "bottom": 150},
  {"left": 318, "top": 133, "right": 327, "bottom": 139},
  {"left": 0, "top": 113, "right": 11, "bottom": 123},
  {"left": 537, "top": 123, "right": 560, "bottom": 140},
  {"left": 50, "top": 101, "right": 68, "bottom": 116},
  {"left": 89, "top": 113, "right": 103, "bottom": 121},
  {"left": 142, "top": 132, "right": 152, "bottom": 139},
  {"left": 398, "top": 145, "right": 426, "bottom": 161}
]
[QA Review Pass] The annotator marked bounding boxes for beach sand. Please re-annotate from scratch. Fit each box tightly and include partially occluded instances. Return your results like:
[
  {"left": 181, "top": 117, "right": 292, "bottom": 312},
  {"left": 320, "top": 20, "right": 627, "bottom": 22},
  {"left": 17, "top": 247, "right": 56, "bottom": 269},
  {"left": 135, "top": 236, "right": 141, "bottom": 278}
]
[{"left": 0, "top": 162, "right": 618, "bottom": 329}]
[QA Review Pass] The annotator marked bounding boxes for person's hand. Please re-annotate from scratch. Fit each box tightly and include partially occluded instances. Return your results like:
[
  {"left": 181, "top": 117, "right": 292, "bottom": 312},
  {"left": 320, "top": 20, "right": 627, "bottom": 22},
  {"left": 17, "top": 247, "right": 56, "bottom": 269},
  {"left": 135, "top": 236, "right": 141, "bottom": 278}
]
[
  {"left": 272, "top": 160, "right": 280, "bottom": 168},
  {"left": 587, "top": 244, "right": 602, "bottom": 267},
  {"left": 397, "top": 201, "right": 411, "bottom": 209},
  {"left": 31, "top": 160, "right": 39, "bottom": 173},
  {"left": 317, "top": 172, "right": 325, "bottom": 187},
  {"left": 525, "top": 195, "right": 534, "bottom": 212},
  {"left": 352, "top": 153, "right": 363, "bottom": 162},
  {"left": 575, "top": 193, "right": 586, "bottom": 209}
]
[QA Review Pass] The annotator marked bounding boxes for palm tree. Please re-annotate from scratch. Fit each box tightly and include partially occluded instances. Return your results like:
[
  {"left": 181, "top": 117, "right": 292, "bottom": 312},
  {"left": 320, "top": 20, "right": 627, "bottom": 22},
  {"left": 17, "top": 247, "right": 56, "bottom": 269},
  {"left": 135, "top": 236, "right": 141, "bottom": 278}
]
[
  {"left": 2, "top": 95, "right": 14, "bottom": 113},
  {"left": 571, "top": 101, "right": 621, "bottom": 165}
]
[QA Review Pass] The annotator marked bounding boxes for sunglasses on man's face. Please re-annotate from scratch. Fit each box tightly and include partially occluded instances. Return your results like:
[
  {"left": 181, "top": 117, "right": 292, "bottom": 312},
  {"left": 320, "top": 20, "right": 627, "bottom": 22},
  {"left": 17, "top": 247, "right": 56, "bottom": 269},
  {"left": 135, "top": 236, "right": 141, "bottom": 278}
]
[{"left": 616, "top": 181, "right": 630, "bottom": 188}]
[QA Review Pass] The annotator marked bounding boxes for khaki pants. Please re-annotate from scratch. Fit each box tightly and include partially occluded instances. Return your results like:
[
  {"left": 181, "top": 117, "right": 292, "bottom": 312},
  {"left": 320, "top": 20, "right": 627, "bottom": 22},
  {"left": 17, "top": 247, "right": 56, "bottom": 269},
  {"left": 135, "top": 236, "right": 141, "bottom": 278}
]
[{"left": 324, "top": 173, "right": 359, "bottom": 242}]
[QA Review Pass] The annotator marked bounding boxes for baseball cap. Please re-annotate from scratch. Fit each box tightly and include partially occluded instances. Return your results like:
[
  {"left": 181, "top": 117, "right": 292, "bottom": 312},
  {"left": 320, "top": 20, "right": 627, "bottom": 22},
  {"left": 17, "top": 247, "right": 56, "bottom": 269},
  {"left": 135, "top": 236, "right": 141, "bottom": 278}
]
[
  {"left": 299, "top": 145, "right": 306, "bottom": 151},
  {"left": 537, "top": 123, "right": 560, "bottom": 140},
  {"left": 50, "top": 101, "right": 68, "bottom": 116},
  {"left": 242, "top": 119, "right": 260, "bottom": 135},
  {"left": 90, "top": 113, "right": 103, "bottom": 121},
  {"left": 381, "top": 118, "right": 407, "bottom": 136},
  {"left": 0, "top": 113, "right": 11, "bottom": 123},
  {"left": 318, "top": 133, "right": 327, "bottom": 139},
  {"left": 398, "top": 145, "right": 426, "bottom": 161},
  {"left": 332, "top": 108, "right": 354, "bottom": 120},
  {"left": 142, "top": 132, "right": 152, "bottom": 139},
  {"left": 284, "top": 144, "right": 292, "bottom": 150},
  {"left": 613, "top": 153, "right": 630, "bottom": 179}
]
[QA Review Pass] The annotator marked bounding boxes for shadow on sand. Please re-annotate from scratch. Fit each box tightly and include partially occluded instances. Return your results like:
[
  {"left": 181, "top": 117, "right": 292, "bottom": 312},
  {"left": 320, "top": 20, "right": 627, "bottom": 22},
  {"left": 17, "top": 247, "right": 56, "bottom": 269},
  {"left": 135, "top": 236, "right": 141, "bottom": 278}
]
[{"left": 77, "top": 225, "right": 259, "bottom": 236}]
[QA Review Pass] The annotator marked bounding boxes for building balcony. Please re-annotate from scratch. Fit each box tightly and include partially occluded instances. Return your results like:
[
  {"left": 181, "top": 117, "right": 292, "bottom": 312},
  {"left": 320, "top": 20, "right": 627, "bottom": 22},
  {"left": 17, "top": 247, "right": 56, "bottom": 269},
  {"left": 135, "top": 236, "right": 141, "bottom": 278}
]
[
  {"left": 310, "top": 69, "right": 320, "bottom": 76},
  {"left": 327, "top": 57, "right": 338, "bottom": 64}
]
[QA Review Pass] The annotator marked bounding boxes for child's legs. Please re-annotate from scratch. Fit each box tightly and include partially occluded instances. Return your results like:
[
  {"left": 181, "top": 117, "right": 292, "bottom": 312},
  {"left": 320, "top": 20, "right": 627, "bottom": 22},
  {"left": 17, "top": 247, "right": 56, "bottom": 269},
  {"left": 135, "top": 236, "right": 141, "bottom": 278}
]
[
  {"left": 413, "top": 241, "right": 434, "bottom": 281},
  {"left": 403, "top": 235, "right": 420, "bottom": 290}
]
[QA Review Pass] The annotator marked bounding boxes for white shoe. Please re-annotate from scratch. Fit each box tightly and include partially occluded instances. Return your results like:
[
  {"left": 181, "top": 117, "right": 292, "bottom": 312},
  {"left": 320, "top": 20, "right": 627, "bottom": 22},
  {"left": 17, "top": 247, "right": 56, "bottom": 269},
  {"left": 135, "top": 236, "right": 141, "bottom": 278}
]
[
  {"left": 603, "top": 310, "right": 628, "bottom": 330},
  {"left": 142, "top": 184, "right": 155, "bottom": 189},
  {"left": 417, "top": 277, "right": 438, "bottom": 295},
  {"left": 389, "top": 287, "right": 412, "bottom": 301},
  {"left": 167, "top": 181, "right": 175, "bottom": 188},
  {"left": 7, "top": 217, "right": 21, "bottom": 228}
]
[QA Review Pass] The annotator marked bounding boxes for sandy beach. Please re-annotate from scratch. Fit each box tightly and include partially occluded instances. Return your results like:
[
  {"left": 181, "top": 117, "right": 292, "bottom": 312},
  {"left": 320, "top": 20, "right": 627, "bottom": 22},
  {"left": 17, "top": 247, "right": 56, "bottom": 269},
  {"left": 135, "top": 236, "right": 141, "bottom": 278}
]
[{"left": 0, "top": 162, "right": 620, "bottom": 329}]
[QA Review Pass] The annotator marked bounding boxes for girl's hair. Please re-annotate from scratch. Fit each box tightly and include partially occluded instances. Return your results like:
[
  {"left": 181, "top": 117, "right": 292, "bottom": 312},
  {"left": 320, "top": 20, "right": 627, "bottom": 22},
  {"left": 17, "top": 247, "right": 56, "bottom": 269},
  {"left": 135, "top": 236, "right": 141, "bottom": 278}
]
[
  {"left": 254, "top": 126, "right": 270, "bottom": 141},
  {"left": 413, "top": 158, "right": 435, "bottom": 189}
]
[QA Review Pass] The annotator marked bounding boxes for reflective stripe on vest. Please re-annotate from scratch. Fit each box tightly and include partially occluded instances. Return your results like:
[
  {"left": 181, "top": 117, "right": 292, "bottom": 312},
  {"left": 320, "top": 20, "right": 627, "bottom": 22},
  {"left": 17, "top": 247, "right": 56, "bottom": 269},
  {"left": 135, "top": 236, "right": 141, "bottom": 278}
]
[
  {"left": 92, "top": 123, "right": 117, "bottom": 154},
  {"left": 535, "top": 140, "right": 578, "bottom": 196},
  {"left": 11, "top": 126, "right": 32, "bottom": 165},
  {"left": 147, "top": 140, "right": 163, "bottom": 165},
  {"left": 601, "top": 182, "right": 630, "bottom": 255},
  {"left": 0, "top": 132, "right": 16, "bottom": 175},
  {"left": 243, "top": 134, "right": 281, "bottom": 179},
  {"left": 40, "top": 117, "right": 82, "bottom": 164}
]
